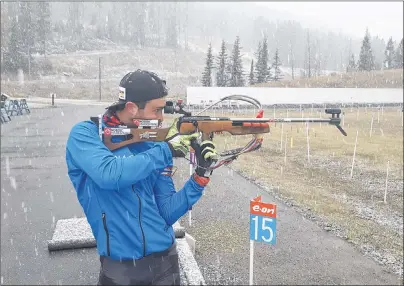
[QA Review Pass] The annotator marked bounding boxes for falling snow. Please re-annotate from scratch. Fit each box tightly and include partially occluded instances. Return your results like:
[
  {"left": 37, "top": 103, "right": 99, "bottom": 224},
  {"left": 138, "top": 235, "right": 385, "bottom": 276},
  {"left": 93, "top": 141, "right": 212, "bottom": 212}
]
[{"left": 0, "top": 2, "right": 402, "bottom": 286}]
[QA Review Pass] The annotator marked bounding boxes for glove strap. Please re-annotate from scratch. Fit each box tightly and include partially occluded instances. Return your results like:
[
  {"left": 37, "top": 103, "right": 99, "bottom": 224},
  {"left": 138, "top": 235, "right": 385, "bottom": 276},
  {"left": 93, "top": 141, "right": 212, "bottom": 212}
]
[{"left": 193, "top": 173, "right": 210, "bottom": 187}]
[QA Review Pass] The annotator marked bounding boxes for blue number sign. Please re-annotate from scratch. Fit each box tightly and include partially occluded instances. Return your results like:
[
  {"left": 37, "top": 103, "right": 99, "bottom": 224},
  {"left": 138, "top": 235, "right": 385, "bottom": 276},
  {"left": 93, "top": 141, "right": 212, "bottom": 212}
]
[{"left": 249, "top": 195, "right": 277, "bottom": 244}]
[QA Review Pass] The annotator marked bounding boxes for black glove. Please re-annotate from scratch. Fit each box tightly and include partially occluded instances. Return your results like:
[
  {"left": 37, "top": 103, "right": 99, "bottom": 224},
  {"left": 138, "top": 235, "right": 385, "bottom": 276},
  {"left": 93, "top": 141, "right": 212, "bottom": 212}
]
[{"left": 191, "top": 140, "right": 219, "bottom": 178}]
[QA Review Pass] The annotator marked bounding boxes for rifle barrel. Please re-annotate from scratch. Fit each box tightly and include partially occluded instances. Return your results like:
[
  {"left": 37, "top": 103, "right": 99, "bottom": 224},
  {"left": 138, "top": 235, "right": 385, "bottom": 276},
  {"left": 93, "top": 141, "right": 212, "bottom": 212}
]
[{"left": 229, "top": 117, "right": 337, "bottom": 123}]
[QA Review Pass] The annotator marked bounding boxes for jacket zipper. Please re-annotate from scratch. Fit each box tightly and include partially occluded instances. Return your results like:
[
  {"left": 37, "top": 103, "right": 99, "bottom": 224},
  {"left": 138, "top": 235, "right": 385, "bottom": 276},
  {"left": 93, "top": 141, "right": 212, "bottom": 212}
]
[
  {"left": 102, "top": 213, "right": 110, "bottom": 256},
  {"left": 132, "top": 185, "right": 146, "bottom": 257}
]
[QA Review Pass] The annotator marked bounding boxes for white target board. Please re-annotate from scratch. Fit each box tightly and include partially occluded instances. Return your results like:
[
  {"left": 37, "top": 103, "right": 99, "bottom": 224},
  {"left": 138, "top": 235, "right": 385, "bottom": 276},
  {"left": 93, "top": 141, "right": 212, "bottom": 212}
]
[{"left": 186, "top": 87, "right": 403, "bottom": 106}]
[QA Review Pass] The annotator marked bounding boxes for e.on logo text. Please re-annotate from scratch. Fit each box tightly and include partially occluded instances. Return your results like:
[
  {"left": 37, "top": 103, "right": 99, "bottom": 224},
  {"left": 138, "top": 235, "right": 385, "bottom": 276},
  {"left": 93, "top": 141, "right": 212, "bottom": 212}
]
[{"left": 250, "top": 195, "right": 276, "bottom": 218}]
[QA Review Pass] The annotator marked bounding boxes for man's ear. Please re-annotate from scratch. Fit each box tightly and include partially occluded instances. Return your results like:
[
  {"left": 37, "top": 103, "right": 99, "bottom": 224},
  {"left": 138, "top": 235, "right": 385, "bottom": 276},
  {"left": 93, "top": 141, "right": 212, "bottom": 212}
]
[{"left": 125, "top": 101, "right": 138, "bottom": 114}]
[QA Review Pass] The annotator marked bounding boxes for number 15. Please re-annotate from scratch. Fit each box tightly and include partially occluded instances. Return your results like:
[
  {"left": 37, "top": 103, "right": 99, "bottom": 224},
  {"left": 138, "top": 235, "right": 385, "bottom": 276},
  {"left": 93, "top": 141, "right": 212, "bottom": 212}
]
[{"left": 251, "top": 215, "right": 276, "bottom": 244}]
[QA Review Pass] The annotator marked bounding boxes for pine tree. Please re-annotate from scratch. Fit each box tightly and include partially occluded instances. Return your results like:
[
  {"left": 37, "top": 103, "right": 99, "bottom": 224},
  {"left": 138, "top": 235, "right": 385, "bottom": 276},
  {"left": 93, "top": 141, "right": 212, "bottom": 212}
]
[
  {"left": 4, "top": 2, "right": 38, "bottom": 74},
  {"left": 201, "top": 43, "right": 214, "bottom": 87},
  {"left": 384, "top": 37, "right": 395, "bottom": 69},
  {"left": 255, "top": 37, "right": 270, "bottom": 83},
  {"left": 304, "top": 30, "right": 312, "bottom": 78},
  {"left": 165, "top": 3, "right": 178, "bottom": 48},
  {"left": 6, "top": 16, "right": 25, "bottom": 72},
  {"left": 215, "top": 39, "right": 228, "bottom": 87},
  {"left": 272, "top": 48, "right": 283, "bottom": 81},
  {"left": 107, "top": 10, "right": 116, "bottom": 41},
  {"left": 254, "top": 41, "right": 262, "bottom": 82},
  {"left": 225, "top": 55, "right": 233, "bottom": 86},
  {"left": 67, "top": 2, "right": 82, "bottom": 41},
  {"left": 288, "top": 40, "right": 295, "bottom": 80},
  {"left": 19, "top": 2, "right": 35, "bottom": 51},
  {"left": 93, "top": 3, "right": 106, "bottom": 39},
  {"left": 36, "top": 2, "right": 51, "bottom": 56},
  {"left": 228, "top": 36, "right": 245, "bottom": 87},
  {"left": 249, "top": 60, "right": 255, "bottom": 85},
  {"left": 134, "top": 2, "right": 146, "bottom": 47},
  {"left": 261, "top": 37, "right": 270, "bottom": 82},
  {"left": 357, "top": 28, "right": 375, "bottom": 71},
  {"left": 267, "top": 61, "right": 272, "bottom": 82},
  {"left": 347, "top": 54, "right": 357, "bottom": 72},
  {"left": 393, "top": 38, "right": 403, "bottom": 69}
]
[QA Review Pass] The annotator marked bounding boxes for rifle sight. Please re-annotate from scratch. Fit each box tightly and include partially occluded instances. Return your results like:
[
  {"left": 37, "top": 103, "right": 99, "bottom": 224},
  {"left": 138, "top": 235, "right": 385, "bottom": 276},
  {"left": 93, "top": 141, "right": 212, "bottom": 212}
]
[{"left": 325, "top": 108, "right": 342, "bottom": 118}]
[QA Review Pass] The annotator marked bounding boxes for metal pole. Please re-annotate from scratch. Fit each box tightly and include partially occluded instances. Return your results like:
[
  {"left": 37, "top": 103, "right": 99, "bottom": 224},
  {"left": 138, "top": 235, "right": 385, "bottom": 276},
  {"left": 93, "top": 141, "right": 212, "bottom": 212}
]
[
  {"left": 99, "top": 57, "right": 102, "bottom": 101},
  {"left": 28, "top": 46, "right": 31, "bottom": 80}
]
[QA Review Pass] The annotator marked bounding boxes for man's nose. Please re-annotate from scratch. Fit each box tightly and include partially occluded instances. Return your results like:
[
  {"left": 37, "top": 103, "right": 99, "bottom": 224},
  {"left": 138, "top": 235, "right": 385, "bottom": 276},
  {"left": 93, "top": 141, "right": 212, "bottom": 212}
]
[{"left": 157, "top": 113, "right": 164, "bottom": 122}]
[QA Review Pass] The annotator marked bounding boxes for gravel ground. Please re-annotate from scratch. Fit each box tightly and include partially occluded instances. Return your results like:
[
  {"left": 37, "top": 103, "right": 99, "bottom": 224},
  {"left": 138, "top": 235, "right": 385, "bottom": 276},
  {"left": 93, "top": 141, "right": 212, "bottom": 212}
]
[
  {"left": 1, "top": 106, "right": 107, "bottom": 285},
  {"left": 224, "top": 145, "right": 404, "bottom": 279}
]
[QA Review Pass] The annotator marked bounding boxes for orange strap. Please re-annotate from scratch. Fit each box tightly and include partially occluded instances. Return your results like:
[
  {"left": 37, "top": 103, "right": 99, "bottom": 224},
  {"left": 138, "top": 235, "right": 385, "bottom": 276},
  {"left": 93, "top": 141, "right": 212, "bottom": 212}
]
[{"left": 193, "top": 173, "right": 210, "bottom": 186}]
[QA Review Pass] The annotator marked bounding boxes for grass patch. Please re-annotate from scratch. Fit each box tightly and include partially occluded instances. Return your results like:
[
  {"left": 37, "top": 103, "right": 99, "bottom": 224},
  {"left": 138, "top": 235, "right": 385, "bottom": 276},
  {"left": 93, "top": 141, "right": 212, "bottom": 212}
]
[{"left": 190, "top": 106, "right": 403, "bottom": 272}]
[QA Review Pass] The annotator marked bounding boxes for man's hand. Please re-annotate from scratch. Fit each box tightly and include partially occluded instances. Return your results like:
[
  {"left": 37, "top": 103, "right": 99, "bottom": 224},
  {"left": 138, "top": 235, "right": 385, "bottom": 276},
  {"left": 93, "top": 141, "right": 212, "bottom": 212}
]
[
  {"left": 166, "top": 118, "right": 199, "bottom": 158},
  {"left": 192, "top": 140, "right": 219, "bottom": 178}
]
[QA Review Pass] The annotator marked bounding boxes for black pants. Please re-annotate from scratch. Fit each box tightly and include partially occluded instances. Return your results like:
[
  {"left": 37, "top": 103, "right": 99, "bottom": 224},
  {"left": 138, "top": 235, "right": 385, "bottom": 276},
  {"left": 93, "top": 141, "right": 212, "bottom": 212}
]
[{"left": 97, "top": 243, "right": 180, "bottom": 285}]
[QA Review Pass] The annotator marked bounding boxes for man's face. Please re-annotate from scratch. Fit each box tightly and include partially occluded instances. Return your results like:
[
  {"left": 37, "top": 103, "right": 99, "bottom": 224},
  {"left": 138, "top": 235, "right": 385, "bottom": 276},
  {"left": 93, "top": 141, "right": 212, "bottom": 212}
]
[{"left": 124, "top": 98, "right": 166, "bottom": 125}]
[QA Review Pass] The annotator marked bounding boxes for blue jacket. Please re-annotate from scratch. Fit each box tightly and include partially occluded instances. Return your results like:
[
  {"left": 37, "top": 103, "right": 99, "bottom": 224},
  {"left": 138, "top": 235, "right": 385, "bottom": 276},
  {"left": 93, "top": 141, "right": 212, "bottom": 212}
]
[{"left": 65, "top": 119, "right": 205, "bottom": 260}]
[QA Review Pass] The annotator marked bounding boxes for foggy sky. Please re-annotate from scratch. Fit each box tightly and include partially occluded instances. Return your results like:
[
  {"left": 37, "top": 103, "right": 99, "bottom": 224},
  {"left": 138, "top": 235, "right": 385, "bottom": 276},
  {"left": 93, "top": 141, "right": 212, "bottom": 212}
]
[{"left": 255, "top": 2, "right": 403, "bottom": 42}]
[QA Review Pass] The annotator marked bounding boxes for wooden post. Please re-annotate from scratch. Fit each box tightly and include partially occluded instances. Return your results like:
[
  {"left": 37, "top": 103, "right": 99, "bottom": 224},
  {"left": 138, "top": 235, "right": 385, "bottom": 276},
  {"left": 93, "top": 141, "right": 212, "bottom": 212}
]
[
  {"left": 384, "top": 161, "right": 389, "bottom": 204},
  {"left": 350, "top": 130, "right": 359, "bottom": 179}
]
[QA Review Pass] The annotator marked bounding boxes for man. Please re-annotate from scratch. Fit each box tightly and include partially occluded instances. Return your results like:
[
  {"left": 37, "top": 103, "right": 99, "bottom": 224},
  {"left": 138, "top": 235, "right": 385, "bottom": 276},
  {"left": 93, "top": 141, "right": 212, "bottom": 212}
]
[{"left": 65, "top": 69, "right": 218, "bottom": 285}]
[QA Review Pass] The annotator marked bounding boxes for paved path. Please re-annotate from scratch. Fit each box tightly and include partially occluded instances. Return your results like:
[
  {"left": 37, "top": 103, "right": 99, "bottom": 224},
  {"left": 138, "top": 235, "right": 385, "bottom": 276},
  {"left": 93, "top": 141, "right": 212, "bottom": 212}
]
[
  {"left": 1, "top": 106, "right": 105, "bottom": 285},
  {"left": 1, "top": 105, "right": 401, "bottom": 285}
]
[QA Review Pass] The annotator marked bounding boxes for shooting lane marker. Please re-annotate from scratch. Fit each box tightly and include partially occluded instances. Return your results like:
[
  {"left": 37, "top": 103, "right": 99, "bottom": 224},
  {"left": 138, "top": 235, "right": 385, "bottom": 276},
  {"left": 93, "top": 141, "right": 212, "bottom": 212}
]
[
  {"left": 280, "top": 123, "right": 284, "bottom": 151},
  {"left": 342, "top": 111, "right": 345, "bottom": 127},
  {"left": 350, "top": 130, "right": 359, "bottom": 179},
  {"left": 51, "top": 93, "right": 56, "bottom": 106},
  {"left": 284, "top": 133, "right": 288, "bottom": 165},
  {"left": 249, "top": 195, "right": 277, "bottom": 285},
  {"left": 189, "top": 149, "right": 196, "bottom": 226},
  {"left": 306, "top": 122, "right": 310, "bottom": 164},
  {"left": 370, "top": 115, "right": 374, "bottom": 138},
  {"left": 384, "top": 161, "right": 389, "bottom": 204},
  {"left": 319, "top": 111, "right": 322, "bottom": 128}
]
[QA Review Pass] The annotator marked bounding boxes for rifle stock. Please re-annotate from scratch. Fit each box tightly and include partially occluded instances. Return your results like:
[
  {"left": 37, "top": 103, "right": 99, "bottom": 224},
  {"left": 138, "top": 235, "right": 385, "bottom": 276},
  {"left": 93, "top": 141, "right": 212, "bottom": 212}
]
[
  {"left": 179, "top": 121, "right": 270, "bottom": 135},
  {"left": 103, "top": 127, "right": 171, "bottom": 151},
  {"left": 103, "top": 120, "right": 271, "bottom": 150}
]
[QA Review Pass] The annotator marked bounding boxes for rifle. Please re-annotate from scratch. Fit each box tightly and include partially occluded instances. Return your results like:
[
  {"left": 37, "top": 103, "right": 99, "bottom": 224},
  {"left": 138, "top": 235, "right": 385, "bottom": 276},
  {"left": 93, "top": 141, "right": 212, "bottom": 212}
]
[{"left": 91, "top": 95, "right": 347, "bottom": 170}]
